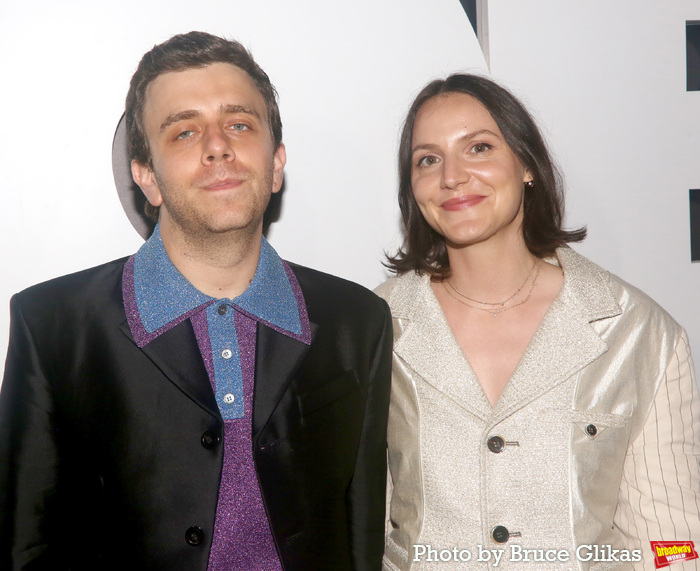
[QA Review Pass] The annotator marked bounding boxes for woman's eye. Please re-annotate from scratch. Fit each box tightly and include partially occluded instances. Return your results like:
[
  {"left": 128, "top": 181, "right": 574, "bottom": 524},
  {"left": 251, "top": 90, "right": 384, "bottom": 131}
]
[
  {"left": 471, "top": 142, "right": 492, "bottom": 154},
  {"left": 417, "top": 155, "right": 439, "bottom": 167}
]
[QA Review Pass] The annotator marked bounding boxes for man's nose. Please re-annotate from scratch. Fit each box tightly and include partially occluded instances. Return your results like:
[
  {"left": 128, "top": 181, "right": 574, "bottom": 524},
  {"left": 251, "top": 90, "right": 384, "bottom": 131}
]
[{"left": 202, "top": 127, "right": 235, "bottom": 164}]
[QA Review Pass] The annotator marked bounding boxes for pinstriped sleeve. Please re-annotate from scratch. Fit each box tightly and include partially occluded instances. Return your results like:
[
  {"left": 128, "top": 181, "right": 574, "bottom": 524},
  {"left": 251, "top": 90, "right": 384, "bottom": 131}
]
[{"left": 614, "top": 329, "right": 700, "bottom": 569}]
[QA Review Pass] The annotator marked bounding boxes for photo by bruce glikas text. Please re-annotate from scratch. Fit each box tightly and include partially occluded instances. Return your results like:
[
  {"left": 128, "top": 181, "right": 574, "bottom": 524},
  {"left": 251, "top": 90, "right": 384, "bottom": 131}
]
[{"left": 412, "top": 544, "right": 642, "bottom": 566}]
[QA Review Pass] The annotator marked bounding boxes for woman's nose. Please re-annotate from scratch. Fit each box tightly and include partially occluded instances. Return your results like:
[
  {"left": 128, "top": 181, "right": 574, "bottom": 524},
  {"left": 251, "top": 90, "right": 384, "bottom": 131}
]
[{"left": 441, "top": 156, "right": 469, "bottom": 189}]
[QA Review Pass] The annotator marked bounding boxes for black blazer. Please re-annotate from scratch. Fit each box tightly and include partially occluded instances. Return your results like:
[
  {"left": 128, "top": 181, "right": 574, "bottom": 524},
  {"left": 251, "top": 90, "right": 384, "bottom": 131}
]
[{"left": 0, "top": 258, "right": 392, "bottom": 571}]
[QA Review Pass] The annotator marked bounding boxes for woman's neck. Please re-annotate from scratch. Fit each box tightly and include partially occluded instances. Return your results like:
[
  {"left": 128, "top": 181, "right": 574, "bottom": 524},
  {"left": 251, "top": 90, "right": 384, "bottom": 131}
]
[{"left": 443, "top": 236, "right": 536, "bottom": 303}]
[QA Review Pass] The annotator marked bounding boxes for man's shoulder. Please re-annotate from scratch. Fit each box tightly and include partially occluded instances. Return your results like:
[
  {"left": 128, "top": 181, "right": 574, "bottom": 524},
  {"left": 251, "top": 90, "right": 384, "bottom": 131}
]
[
  {"left": 12, "top": 257, "right": 130, "bottom": 315},
  {"left": 286, "top": 262, "right": 389, "bottom": 316}
]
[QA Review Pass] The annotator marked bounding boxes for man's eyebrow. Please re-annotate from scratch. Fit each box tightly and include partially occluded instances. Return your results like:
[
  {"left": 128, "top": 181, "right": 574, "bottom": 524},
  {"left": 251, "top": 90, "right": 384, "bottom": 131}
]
[
  {"left": 220, "top": 104, "right": 261, "bottom": 119},
  {"left": 159, "top": 110, "right": 200, "bottom": 133},
  {"left": 159, "top": 105, "right": 261, "bottom": 132},
  {"left": 411, "top": 129, "right": 499, "bottom": 154}
]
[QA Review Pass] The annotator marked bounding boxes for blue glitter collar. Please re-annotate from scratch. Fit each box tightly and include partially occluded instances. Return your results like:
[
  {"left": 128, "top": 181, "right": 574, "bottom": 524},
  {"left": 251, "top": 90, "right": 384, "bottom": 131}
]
[{"left": 128, "top": 226, "right": 308, "bottom": 342}]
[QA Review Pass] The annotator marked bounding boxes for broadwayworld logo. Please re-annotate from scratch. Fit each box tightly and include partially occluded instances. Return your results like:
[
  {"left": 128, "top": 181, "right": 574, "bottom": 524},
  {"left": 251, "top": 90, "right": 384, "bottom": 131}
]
[{"left": 650, "top": 541, "right": 698, "bottom": 568}]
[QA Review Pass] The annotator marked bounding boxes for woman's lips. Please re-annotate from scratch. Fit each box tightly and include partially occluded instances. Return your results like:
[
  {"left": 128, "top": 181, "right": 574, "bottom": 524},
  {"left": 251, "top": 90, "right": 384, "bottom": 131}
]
[{"left": 441, "top": 195, "right": 487, "bottom": 211}]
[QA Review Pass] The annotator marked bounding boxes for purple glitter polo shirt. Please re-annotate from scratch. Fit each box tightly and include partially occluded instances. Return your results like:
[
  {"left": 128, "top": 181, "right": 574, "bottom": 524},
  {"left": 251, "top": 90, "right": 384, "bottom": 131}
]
[{"left": 122, "top": 226, "right": 311, "bottom": 570}]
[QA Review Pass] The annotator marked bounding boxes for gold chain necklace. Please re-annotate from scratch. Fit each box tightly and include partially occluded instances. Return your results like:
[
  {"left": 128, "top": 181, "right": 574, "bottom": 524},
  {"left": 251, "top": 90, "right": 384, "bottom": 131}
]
[
  {"left": 444, "top": 257, "right": 538, "bottom": 307},
  {"left": 442, "top": 259, "right": 541, "bottom": 316}
]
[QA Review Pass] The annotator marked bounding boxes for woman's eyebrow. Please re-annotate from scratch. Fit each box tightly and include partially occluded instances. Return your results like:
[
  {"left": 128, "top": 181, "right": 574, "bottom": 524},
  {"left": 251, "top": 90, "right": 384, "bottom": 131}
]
[{"left": 412, "top": 129, "right": 499, "bottom": 154}]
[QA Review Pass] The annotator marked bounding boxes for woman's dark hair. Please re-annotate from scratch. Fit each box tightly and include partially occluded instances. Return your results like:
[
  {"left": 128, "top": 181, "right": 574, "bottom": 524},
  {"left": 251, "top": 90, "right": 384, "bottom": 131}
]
[{"left": 386, "top": 74, "right": 586, "bottom": 277}]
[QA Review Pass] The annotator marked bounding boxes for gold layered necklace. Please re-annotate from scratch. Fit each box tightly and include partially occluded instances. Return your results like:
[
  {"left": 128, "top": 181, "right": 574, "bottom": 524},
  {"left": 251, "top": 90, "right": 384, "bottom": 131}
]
[{"left": 442, "top": 258, "right": 541, "bottom": 316}]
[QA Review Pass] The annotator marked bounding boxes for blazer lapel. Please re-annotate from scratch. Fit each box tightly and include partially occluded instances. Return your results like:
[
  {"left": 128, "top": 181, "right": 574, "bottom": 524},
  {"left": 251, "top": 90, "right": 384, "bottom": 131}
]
[
  {"left": 494, "top": 247, "right": 622, "bottom": 419},
  {"left": 391, "top": 272, "right": 493, "bottom": 421},
  {"left": 119, "top": 319, "right": 220, "bottom": 418},
  {"left": 493, "top": 295, "right": 606, "bottom": 419},
  {"left": 388, "top": 247, "right": 621, "bottom": 423},
  {"left": 252, "top": 321, "right": 317, "bottom": 437}
]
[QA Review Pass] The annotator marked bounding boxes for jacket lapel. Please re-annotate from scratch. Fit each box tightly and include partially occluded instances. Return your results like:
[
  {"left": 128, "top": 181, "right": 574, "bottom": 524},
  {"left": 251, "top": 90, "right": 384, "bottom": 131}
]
[
  {"left": 388, "top": 247, "right": 621, "bottom": 422},
  {"left": 119, "top": 319, "right": 220, "bottom": 418},
  {"left": 252, "top": 321, "right": 317, "bottom": 437},
  {"left": 493, "top": 295, "right": 606, "bottom": 419},
  {"left": 390, "top": 272, "right": 493, "bottom": 421},
  {"left": 494, "top": 247, "right": 622, "bottom": 419}
]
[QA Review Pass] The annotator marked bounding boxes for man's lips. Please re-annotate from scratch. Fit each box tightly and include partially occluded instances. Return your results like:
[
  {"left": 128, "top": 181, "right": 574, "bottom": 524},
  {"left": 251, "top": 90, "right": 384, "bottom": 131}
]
[
  {"left": 440, "top": 194, "right": 487, "bottom": 211},
  {"left": 201, "top": 178, "right": 245, "bottom": 191}
]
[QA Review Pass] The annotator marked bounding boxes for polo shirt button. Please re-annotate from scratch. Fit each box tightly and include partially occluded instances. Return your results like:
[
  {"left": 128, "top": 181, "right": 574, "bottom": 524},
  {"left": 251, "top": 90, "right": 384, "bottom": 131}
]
[
  {"left": 217, "top": 304, "right": 227, "bottom": 315},
  {"left": 223, "top": 393, "right": 235, "bottom": 404},
  {"left": 201, "top": 431, "right": 221, "bottom": 449},
  {"left": 221, "top": 349, "right": 232, "bottom": 359},
  {"left": 487, "top": 436, "right": 505, "bottom": 453},
  {"left": 491, "top": 525, "right": 510, "bottom": 544},
  {"left": 185, "top": 526, "right": 204, "bottom": 546}
]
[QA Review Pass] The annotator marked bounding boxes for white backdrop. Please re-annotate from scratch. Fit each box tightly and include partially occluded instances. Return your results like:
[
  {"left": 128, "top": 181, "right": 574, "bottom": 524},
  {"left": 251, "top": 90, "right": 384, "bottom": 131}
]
[
  {"left": 0, "top": 0, "right": 485, "bottom": 373},
  {"left": 486, "top": 0, "right": 700, "bottom": 363},
  {"left": 2, "top": 1, "right": 700, "bottom": 379}
]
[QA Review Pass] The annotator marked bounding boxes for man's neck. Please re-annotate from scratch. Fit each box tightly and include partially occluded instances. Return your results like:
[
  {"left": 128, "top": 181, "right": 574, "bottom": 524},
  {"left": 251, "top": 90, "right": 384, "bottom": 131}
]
[{"left": 158, "top": 220, "right": 262, "bottom": 300}]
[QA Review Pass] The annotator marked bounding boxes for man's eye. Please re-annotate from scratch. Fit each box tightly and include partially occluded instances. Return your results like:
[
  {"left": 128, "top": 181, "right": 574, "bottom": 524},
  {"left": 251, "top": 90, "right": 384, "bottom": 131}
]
[
  {"left": 417, "top": 155, "right": 439, "bottom": 167},
  {"left": 176, "top": 130, "right": 194, "bottom": 140},
  {"left": 231, "top": 123, "right": 249, "bottom": 131}
]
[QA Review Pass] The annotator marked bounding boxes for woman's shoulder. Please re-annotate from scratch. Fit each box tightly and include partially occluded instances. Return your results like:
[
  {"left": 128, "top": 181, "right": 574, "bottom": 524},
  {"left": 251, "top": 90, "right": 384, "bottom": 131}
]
[
  {"left": 374, "top": 271, "right": 428, "bottom": 314},
  {"left": 372, "top": 276, "right": 398, "bottom": 301},
  {"left": 557, "top": 246, "right": 682, "bottom": 336}
]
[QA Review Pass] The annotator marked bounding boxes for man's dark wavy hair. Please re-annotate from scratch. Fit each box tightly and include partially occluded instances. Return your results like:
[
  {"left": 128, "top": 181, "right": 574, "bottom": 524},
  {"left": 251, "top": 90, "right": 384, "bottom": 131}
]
[{"left": 125, "top": 31, "right": 282, "bottom": 220}]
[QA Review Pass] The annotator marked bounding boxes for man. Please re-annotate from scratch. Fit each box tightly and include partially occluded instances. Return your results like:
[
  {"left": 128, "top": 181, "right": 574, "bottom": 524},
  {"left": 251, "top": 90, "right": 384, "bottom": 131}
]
[{"left": 0, "top": 31, "right": 392, "bottom": 570}]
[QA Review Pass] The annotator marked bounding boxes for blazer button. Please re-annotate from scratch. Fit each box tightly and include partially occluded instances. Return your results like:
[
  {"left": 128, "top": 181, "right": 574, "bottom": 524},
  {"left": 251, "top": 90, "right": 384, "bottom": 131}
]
[
  {"left": 185, "top": 526, "right": 204, "bottom": 546},
  {"left": 487, "top": 436, "right": 505, "bottom": 453},
  {"left": 201, "top": 431, "right": 221, "bottom": 450},
  {"left": 491, "top": 525, "right": 510, "bottom": 544}
]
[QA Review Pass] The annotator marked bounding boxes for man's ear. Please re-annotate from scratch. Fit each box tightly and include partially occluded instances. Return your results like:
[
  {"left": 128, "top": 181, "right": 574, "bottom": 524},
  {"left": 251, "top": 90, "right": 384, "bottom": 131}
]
[
  {"left": 131, "top": 160, "right": 163, "bottom": 207},
  {"left": 271, "top": 143, "right": 287, "bottom": 194}
]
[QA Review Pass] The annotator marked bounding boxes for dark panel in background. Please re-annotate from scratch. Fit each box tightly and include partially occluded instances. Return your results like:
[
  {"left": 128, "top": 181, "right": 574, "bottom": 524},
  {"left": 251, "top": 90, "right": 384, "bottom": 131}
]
[
  {"left": 687, "top": 21, "right": 700, "bottom": 91},
  {"left": 460, "top": 0, "right": 478, "bottom": 35},
  {"left": 688, "top": 23, "right": 699, "bottom": 261},
  {"left": 690, "top": 190, "right": 700, "bottom": 261}
]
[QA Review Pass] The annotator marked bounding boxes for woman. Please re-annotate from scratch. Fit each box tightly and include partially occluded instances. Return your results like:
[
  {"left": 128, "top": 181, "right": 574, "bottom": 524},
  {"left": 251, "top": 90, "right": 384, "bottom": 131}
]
[{"left": 377, "top": 74, "right": 700, "bottom": 570}]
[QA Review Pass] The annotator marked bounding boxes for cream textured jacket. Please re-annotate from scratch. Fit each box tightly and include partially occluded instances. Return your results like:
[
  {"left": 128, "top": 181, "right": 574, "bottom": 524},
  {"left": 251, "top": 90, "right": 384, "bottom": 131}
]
[{"left": 376, "top": 247, "right": 700, "bottom": 570}]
